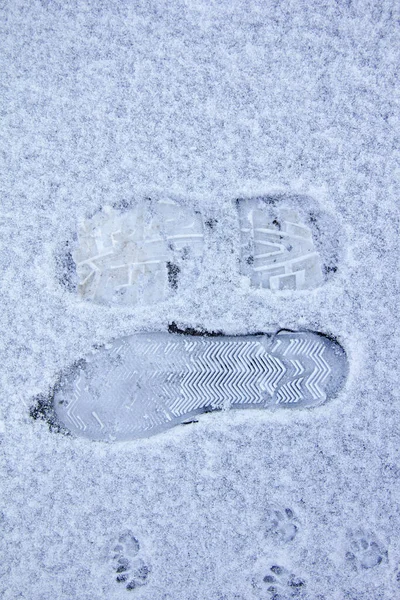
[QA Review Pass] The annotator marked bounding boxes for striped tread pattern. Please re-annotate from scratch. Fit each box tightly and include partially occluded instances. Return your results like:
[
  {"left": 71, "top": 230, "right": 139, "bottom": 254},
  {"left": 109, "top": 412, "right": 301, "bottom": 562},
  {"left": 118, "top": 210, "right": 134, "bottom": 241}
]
[
  {"left": 239, "top": 201, "right": 323, "bottom": 291},
  {"left": 54, "top": 331, "right": 347, "bottom": 441},
  {"left": 73, "top": 201, "right": 204, "bottom": 305}
]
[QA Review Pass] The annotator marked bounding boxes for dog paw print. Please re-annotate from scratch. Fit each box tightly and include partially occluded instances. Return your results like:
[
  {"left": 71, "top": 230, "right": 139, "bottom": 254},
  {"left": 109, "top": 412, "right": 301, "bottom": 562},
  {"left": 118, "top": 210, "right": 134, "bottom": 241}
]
[
  {"left": 112, "top": 530, "right": 151, "bottom": 591},
  {"left": 264, "top": 504, "right": 299, "bottom": 543},
  {"left": 263, "top": 565, "right": 306, "bottom": 599},
  {"left": 345, "top": 530, "right": 388, "bottom": 571}
]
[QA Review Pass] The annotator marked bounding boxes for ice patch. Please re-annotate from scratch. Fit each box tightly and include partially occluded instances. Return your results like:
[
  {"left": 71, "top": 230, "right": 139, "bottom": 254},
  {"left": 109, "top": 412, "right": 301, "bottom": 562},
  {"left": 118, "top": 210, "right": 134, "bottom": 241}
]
[
  {"left": 237, "top": 195, "right": 342, "bottom": 291},
  {"left": 52, "top": 330, "right": 348, "bottom": 442},
  {"left": 73, "top": 200, "right": 204, "bottom": 306}
]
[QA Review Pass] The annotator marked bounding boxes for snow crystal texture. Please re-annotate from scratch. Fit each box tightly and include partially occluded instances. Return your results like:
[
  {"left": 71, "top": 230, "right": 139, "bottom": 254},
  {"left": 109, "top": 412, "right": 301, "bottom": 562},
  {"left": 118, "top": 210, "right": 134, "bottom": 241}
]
[{"left": 0, "top": 1, "right": 399, "bottom": 599}]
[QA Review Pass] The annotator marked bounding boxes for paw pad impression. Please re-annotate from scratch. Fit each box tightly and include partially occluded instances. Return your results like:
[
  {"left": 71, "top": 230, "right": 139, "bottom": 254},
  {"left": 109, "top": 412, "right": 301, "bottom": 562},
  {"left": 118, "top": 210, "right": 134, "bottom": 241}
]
[{"left": 112, "top": 530, "right": 150, "bottom": 592}]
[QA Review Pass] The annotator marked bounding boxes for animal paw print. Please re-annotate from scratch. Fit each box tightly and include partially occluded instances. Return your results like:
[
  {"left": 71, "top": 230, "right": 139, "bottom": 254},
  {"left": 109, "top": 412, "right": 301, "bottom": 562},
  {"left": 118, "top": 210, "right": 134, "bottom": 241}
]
[
  {"left": 263, "top": 565, "right": 306, "bottom": 599},
  {"left": 264, "top": 504, "right": 299, "bottom": 543},
  {"left": 345, "top": 530, "right": 388, "bottom": 571},
  {"left": 112, "top": 530, "right": 150, "bottom": 592}
]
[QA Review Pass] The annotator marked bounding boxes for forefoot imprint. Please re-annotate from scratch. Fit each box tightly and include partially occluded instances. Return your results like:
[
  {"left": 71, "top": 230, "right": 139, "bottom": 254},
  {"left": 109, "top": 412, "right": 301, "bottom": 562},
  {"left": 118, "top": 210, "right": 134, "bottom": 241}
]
[
  {"left": 73, "top": 200, "right": 204, "bottom": 305},
  {"left": 53, "top": 330, "right": 347, "bottom": 441}
]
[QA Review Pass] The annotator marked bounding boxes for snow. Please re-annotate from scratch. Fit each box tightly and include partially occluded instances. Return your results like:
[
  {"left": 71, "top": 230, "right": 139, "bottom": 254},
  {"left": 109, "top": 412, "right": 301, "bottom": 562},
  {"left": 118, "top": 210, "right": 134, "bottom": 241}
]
[{"left": 1, "top": 0, "right": 399, "bottom": 598}]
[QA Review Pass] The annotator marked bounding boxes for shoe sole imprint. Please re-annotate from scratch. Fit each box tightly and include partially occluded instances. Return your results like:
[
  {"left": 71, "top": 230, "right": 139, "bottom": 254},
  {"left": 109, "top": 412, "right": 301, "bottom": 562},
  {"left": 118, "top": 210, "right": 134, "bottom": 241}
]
[
  {"left": 54, "top": 331, "right": 347, "bottom": 441},
  {"left": 238, "top": 199, "right": 323, "bottom": 291},
  {"left": 73, "top": 200, "right": 204, "bottom": 305},
  {"left": 68, "top": 194, "right": 337, "bottom": 305}
]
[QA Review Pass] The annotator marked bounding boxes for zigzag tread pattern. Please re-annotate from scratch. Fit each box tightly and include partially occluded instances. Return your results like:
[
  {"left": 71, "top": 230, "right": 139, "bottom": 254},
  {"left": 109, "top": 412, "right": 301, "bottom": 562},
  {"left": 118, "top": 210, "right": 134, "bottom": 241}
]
[
  {"left": 55, "top": 331, "right": 344, "bottom": 441},
  {"left": 270, "top": 334, "right": 331, "bottom": 404}
]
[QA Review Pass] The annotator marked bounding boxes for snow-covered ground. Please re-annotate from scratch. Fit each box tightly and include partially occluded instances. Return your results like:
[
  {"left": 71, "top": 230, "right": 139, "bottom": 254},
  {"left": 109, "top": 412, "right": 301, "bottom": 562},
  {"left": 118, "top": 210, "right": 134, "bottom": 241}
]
[{"left": 1, "top": 1, "right": 399, "bottom": 598}]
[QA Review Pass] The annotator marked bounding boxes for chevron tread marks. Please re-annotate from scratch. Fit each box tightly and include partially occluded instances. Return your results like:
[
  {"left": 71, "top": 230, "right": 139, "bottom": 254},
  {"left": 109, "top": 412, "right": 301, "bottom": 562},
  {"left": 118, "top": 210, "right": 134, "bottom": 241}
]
[{"left": 54, "top": 331, "right": 347, "bottom": 441}]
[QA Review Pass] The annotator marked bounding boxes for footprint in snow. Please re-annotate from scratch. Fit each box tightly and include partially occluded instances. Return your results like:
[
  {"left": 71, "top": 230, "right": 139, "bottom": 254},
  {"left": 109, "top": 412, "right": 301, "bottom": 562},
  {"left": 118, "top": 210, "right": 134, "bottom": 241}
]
[
  {"left": 264, "top": 503, "right": 300, "bottom": 543},
  {"left": 112, "top": 530, "right": 150, "bottom": 592},
  {"left": 263, "top": 564, "right": 307, "bottom": 599},
  {"left": 345, "top": 529, "right": 388, "bottom": 571}
]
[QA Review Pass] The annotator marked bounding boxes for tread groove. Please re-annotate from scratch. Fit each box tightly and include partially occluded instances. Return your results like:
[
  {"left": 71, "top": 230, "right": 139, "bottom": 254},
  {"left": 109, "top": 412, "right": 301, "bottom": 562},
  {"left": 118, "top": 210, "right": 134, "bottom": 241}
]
[{"left": 54, "top": 331, "right": 348, "bottom": 441}]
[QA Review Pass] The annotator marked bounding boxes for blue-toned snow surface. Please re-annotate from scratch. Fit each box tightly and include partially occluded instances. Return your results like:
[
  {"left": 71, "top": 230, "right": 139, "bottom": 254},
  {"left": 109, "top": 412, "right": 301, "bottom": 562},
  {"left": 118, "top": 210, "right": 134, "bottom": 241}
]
[{"left": 0, "top": 1, "right": 399, "bottom": 598}]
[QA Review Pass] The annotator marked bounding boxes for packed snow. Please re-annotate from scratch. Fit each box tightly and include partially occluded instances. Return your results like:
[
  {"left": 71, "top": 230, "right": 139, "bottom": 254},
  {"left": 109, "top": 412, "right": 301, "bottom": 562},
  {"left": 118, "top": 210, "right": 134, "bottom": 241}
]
[{"left": 0, "top": 0, "right": 399, "bottom": 599}]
